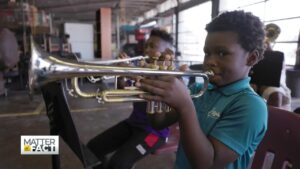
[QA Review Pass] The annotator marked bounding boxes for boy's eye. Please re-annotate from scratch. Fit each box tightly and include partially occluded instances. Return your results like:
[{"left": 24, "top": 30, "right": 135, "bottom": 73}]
[
  {"left": 217, "top": 51, "right": 227, "bottom": 57},
  {"left": 203, "top": 50, "right": 209, "bottom": 56},
  {"left": 218, "top": 52, "right": 224, "bottom": 57},
  {"left": 204, "top": 52, "right": 209, "bottom": 57}
]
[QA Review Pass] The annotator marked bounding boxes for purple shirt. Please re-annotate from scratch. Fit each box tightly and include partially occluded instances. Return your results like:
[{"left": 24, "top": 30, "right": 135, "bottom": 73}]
[{"left": 126, "top": 102, "right": 169, "bottom": 138}]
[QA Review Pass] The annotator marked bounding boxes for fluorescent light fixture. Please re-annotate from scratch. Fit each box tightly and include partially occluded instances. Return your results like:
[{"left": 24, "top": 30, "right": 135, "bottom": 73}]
[{"left": 140, "top": 21, "right": 157, "bottom": 28}]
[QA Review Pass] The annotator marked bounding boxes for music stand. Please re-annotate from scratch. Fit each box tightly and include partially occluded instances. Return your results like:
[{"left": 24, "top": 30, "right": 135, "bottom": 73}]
[
  {"left": 250, "top": 50, "right": 284, "bottom": 87},
  {"left": 41, "top": 82, "right": 101, "bottom": 169}
]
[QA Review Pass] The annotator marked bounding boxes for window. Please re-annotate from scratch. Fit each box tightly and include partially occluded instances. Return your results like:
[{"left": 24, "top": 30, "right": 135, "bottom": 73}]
[
  {"left": 219, "top": 0, "right": 300, "bottom": 65},
  {"left": 177, "top": 1, "right": 212, "bottom": 64}
]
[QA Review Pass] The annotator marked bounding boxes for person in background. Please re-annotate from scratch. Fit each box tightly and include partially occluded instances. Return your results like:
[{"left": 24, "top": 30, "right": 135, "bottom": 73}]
[
  {"left": 251, "top": 79, "right": 292, "bottom": 111},
  {"left": 251, "top": 23, "right": 292, "bottom": 111},
  {"left": 87, "top": 28, "right": 173, "bottom": 169},
  {"left": 0, "top": 27, "right": 19, "bottom": 96},
  {"left": 62, "top": 34, "right": 72, "bottom": 53},
  {"left": 137, "top": 10, "right": 268, "bottom": 169}
]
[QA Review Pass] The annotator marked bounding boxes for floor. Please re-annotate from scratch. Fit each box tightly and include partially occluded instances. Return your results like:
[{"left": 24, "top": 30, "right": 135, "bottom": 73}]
[{"left": 0, "top": 80, "right": 175, "bottom": 169}]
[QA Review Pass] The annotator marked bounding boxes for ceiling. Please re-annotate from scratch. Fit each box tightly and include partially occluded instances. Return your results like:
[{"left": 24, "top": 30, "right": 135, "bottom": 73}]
[{"left": 26, "top": 0, "right": 168, "bottom": 24}]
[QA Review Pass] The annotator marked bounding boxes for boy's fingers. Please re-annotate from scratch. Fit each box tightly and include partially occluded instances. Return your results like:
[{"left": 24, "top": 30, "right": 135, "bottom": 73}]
[
  {"left": 136, "top": 79, "right": 166, "bottom": 96},
  {"left": 118, "top": 52, "right": 128, "bottom": 59},
  {"left": 141, "top": 77, "right": 171, "bottom": 88},
  {"left": 140, "top": 94, "right": 162, "bottom": 102}
]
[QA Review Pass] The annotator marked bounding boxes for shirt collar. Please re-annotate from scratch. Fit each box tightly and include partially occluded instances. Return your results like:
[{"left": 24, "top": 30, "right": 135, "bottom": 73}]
[{"left": 208, "top": 77, "right": 251, "bottom": 96}]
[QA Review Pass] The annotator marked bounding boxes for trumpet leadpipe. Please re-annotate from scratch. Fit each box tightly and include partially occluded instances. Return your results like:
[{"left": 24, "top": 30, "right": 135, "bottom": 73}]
[{"left": 81, "top": 55, "right": 149, "bottom": 65}]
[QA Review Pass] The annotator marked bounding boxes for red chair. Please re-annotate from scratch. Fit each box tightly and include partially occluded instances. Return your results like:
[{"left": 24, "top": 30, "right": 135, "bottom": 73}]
[
  {"left": 152, "top": 123, "right": 180, "bottom": 155},
  {"left": 250, "top": 106, "right": 300, "bottom": 169}
]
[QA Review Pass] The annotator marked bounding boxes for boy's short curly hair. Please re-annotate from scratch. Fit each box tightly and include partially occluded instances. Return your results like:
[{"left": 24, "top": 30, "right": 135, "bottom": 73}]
[
  {"left": 150, "top": 28, "right": 174, "bottom": 45},
  {"left": 206, "top": 10, "right": 265, "bottom": 61}
]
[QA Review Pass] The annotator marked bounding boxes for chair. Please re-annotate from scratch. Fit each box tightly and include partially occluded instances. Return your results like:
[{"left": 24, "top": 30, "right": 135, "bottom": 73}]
[
  {"left": 3, "top": 69, "right": 19, "bottom": 96},
  {"left": 3, "top": 57, "right": 28, "bottom": 96},
  {"left": 41, "top": 81, "right": 101, "bottom": 169},
  {"left": 152, "top": 123, "right": 180, "bottom": 155},
  {"left": 250, "top": 106, "right": 300, "bottom": 169}
]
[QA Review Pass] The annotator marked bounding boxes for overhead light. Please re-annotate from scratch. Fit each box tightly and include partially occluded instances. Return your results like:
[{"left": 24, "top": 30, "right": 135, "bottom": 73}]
[
  {"left": 140, "top": 21, "right": 157, "bottom": 28},
  {"left": 137, "top": 17, "right": 144, "bottom": 23},
  {"left": 144, "top": 9, "right": 158, "bottom": 19}
]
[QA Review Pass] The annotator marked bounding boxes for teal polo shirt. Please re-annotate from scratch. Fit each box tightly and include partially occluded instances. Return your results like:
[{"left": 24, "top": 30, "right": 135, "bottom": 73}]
[{"left": 175, "top": 77, "right": 268, "bottom": 169}]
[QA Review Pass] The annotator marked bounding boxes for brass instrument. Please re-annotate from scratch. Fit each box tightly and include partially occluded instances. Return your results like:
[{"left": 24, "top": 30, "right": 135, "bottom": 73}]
[
  {"left": 265, "top": 23, "right": 281, "bottom": 44},
  {"left": 29, "top": 39, "right": 213, "bottom": 113}
]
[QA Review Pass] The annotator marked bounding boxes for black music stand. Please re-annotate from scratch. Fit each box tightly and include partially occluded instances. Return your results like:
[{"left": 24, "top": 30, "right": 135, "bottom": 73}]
[
  {"left": 41, "top": 82, "right": 101, "bottom": 169},
  {"left": 250, "top": 50, "right": 284, "bottom": 87}
]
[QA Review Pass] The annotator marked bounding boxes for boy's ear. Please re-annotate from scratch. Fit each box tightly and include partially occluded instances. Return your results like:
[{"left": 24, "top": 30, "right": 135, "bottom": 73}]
[{"left": 246, "top": 50, "right": 259, "bottom": 66}]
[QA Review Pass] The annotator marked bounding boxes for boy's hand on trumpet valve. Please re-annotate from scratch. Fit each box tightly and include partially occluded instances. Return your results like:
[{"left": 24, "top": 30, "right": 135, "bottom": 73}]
[
  {"left": 158, "top": 48, "right": 175, "bottom": 70},
  {"left": 136, "top": 76, "right": 193, "bottom": 114},
  {"left": 179, "top": 64, "right": 189, "bottom": 71},
  {"left": 117, "top": 52, "right": 134, "bottom": 66},
  {"left": 160, "top": 48, "right": 174, "bottom": 61}
]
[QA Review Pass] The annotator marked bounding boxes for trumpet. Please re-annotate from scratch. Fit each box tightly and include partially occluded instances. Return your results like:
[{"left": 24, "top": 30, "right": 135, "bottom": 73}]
[{"left": 29, "top": 39, "right": 213, "bottom": 113}]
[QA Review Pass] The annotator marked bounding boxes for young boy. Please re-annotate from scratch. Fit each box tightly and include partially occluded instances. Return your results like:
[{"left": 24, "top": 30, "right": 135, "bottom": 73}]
[
  {"left": 137, "top": 11, "right": 268, "bottom": 169},
  {"left": 87, "top": 28, "right": 174, "bottom": 169}
]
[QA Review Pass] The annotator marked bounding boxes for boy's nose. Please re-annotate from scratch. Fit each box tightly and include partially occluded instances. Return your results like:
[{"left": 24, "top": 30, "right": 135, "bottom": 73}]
[{"left": 204, "top": 57, "right": 217, "bottom": 67}]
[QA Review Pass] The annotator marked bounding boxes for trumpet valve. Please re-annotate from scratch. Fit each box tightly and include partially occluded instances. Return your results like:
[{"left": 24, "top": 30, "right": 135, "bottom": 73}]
[
  {"left": 167, "top": 65, "right": 176, "bottom": 71},
  {"left": 148, "top": 64, "right": 160, "bottom": 70},
  {"left": 146, "top": 101, "right": 171, "bottom": 114},
  {"left": 147, "top": 101, "right": 156, "bottom": 114},
  {"left": 159, "top": 64, "right": 168, "bottom": 70}
]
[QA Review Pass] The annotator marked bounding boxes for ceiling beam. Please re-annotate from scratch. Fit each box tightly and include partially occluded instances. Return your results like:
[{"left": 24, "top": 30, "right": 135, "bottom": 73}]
[
  {"left": 39, "top": 0, "right": 119, "bottom": 10},
  {"left": 54, "top": 10, "right": 96, "bottom": 15},
  {"left": 124, "top": 1, "right": 157, "bottom": 6},
  {"left": 55, "top": 13, "right": 96, "bottom": 18},
  {"left": 38, "top": 0, "right": 171, "bottom": 24}
]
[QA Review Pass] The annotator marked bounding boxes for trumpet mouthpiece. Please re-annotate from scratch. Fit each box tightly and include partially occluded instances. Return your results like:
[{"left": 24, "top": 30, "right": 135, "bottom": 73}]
[{"left": 205, "top": 70, "right": 214, "bottom": 76}]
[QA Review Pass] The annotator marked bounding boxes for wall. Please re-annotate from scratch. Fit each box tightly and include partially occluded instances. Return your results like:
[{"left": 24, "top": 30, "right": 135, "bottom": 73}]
[{"left": 64, "top": 23, "right": 94, "bottom": 60}]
